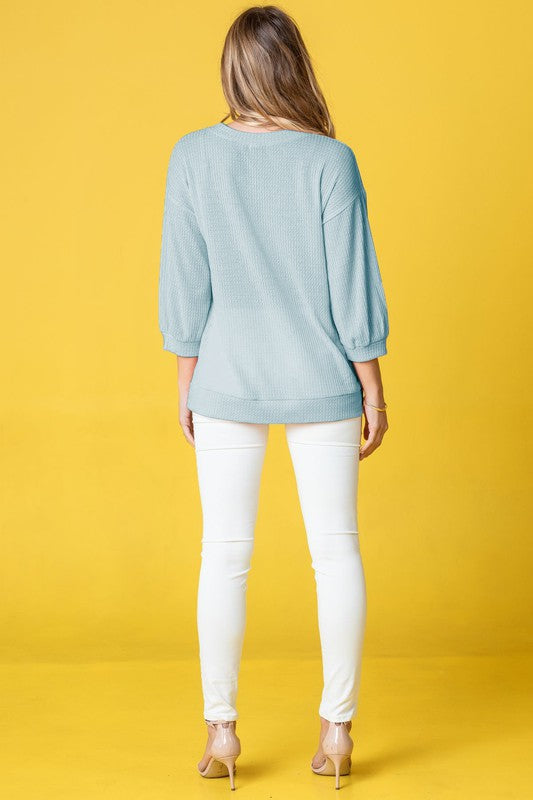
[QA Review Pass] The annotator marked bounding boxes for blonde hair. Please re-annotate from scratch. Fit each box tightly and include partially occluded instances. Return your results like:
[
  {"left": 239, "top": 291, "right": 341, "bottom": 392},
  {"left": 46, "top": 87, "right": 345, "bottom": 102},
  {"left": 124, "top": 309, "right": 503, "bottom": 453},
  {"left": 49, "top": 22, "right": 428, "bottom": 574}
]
[{"left": 220, "top": 5, "right": 336, "bottom": 138}]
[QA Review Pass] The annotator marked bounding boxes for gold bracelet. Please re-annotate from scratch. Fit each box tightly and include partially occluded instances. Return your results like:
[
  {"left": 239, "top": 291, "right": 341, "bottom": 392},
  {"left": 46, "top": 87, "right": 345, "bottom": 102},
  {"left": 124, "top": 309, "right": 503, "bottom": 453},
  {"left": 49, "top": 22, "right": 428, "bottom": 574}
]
[{"left": 363, "top": 399, "right": 387, "bottom": 412}]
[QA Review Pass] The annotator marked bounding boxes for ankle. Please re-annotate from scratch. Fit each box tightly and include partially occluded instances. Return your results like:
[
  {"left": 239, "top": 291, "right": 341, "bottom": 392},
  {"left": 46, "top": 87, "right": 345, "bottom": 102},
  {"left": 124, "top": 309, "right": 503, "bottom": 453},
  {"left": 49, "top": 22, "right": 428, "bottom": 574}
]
[
  {"left": 205, "top": 718, "right": 236, "bottom": 727},
  {"left": 320, "top": 716, "right": 352, "bottom": 726}
]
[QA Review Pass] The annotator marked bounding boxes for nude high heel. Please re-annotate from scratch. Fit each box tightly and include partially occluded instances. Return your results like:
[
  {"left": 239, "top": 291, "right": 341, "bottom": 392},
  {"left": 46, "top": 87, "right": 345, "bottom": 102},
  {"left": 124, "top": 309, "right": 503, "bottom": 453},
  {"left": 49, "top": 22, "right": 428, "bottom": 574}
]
[
  {"left": 198, "top": 719, "right": 241, "bottom": 790},
  {"left": 311, "top": 720, "right": 354, "bottom": 790}
]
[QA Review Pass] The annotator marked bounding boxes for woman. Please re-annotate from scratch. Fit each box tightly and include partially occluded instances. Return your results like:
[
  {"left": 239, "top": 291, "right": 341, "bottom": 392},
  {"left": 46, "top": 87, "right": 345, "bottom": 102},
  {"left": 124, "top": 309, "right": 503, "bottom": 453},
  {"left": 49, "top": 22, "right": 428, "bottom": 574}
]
[{"left": 158, "top": 5, "right": 389, "bottom": 791}]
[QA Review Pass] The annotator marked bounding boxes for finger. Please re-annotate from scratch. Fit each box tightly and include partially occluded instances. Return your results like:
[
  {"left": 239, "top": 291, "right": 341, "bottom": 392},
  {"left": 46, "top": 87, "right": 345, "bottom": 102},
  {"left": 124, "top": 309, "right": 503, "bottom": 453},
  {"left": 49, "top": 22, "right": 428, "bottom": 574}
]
[
  {"left": 181, "top": 420, "right": 195, "bottom": 446},
  {"left": 360, "top": 426, "right": 387, "bottom": 458},
  {"left": 360, "top": 429, "right": 379, "bottom": 458}
]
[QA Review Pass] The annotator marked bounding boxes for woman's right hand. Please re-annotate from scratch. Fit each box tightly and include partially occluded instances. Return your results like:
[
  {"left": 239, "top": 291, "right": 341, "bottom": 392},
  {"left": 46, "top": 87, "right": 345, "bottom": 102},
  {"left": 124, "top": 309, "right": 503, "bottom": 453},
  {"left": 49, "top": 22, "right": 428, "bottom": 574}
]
[
  {"left": 352, "top": 358, "right": 389, "bottom": 459},
  {"left": 359, "top": 400, "right": 388, "bottom": 459}
]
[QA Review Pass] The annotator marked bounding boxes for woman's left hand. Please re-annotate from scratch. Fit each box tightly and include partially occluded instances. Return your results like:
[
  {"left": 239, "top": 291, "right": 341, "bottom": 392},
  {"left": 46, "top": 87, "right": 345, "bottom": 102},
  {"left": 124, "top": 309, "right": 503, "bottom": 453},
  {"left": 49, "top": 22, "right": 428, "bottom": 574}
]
[
  {"left": 177, "top": 356, "right": 198, "bottom": 446},
  {"left": 179, "top": 394, "right": 195, "bottom": 446}
]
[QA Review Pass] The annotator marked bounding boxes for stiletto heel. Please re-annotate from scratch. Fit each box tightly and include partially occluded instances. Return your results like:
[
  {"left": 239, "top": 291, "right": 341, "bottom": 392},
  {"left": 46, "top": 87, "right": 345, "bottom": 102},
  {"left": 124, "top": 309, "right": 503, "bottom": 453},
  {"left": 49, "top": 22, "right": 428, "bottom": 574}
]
[
  {"left": 329, "top": 752, "right": 346, "bottom": 790},
  {"left": 198, "top": 719, "right": 241, "bottom": 790},
  {"left": 311, "top": 720, "right": 354, "bottom": 789},
  {"left": 218, "top": 755, "right": 237, "bottom": 790}
]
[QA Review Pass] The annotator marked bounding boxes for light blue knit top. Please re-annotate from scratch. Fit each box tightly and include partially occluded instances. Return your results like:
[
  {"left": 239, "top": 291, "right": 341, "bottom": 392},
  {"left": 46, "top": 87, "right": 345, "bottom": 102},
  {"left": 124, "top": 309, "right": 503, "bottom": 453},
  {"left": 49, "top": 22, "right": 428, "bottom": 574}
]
[{"left": 158, "top": 121, "right": 389, "bottom": 423}]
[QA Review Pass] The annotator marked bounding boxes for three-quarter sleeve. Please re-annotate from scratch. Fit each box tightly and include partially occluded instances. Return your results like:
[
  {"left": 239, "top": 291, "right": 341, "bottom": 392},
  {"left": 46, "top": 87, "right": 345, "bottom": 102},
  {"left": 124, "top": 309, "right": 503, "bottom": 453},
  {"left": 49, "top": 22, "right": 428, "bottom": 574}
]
[
  {"left": 322, "top": 146, "right": 389, "bottom": 362},
  {"left": 158, "top": 140, "right": 212, "bottom": 357}
]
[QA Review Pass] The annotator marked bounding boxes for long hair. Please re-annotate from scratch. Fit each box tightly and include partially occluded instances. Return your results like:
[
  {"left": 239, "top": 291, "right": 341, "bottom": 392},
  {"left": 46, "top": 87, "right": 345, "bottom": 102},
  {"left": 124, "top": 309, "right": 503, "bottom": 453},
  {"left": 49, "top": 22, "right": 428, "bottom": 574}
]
[{"left": 220, "top": 5, "right": 335, "bottom": 138}]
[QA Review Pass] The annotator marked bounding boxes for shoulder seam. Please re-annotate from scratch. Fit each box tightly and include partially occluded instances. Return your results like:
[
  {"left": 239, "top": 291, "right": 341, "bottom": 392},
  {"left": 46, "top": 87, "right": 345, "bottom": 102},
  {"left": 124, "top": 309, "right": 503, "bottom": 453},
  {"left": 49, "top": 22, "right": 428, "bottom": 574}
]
[{"left": 322, "top": 190, "right": 362, "bottom": 224}]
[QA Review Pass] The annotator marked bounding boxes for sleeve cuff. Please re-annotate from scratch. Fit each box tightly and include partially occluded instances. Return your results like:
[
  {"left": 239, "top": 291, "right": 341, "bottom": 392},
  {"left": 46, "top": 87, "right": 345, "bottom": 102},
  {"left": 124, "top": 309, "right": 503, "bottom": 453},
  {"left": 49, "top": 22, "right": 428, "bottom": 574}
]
[
  {"left": 162, "top": 332, "right": 201, "bottom": 357},
  {"left": 343, "top": 338, "right": 387, "bottom": 362}
]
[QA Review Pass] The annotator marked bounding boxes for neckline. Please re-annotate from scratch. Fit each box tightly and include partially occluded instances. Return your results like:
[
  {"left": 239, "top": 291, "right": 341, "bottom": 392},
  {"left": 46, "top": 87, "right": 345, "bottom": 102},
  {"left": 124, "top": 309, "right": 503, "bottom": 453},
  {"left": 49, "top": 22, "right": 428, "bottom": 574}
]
[{"left": 212, "top": 121, "right": 310, "bottom": 146}]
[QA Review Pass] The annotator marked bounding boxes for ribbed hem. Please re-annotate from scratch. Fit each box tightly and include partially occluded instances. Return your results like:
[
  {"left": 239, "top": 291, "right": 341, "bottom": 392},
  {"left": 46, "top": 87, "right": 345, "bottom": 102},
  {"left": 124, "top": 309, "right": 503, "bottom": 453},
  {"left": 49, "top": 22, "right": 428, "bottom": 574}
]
[
  {"left": 162, "top": 332, "right": 201, "bottom": 357},
  {"left": 187, "top": 383, "right": 363, "bottom": 423},
  {"left": 343, "top": 338, "right": 387, "bottom": 362}
]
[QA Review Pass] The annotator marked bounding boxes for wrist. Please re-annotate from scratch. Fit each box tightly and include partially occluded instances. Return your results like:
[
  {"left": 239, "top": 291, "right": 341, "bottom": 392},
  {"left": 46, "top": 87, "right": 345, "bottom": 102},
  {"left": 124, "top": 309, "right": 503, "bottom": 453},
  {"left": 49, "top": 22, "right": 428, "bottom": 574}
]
[{"left": 362, "top": 389, "right": 385, "bottom": 406}]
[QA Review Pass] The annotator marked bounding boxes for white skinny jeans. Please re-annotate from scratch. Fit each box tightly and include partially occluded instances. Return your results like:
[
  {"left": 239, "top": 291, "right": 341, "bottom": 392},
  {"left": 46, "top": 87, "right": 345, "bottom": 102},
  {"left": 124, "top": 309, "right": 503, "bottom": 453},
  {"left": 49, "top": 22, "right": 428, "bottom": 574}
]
[{"left": 192, "top": 410, "right": 366, "bottom": 724}]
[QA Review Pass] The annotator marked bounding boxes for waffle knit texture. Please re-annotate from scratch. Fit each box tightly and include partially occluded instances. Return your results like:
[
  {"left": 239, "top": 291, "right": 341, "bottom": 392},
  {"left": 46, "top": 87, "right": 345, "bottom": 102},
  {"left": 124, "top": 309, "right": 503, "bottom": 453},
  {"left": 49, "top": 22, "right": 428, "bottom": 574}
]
[{"left": 158, "top": 122, "right": 389, "bottom": 423}]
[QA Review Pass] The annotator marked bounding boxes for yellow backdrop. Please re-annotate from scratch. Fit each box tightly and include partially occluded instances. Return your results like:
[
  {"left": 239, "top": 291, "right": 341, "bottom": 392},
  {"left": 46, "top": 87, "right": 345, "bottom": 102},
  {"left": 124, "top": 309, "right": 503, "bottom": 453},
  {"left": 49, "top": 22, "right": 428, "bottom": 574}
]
[{"left": 1, "top": 0, "right": 532, "bottom": 665}]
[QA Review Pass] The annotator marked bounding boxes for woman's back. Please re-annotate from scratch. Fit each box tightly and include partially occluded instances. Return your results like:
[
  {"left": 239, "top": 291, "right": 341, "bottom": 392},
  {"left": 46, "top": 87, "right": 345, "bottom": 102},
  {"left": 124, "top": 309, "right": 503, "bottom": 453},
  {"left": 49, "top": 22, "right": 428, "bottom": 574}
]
[{"left": 159, "top": 121, "right": 389, "bottom": 423}]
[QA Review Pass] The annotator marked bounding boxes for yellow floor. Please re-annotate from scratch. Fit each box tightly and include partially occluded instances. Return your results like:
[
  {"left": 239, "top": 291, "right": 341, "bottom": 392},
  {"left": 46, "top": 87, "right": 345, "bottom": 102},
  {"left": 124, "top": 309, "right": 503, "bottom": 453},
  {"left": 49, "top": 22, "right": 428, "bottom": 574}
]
[{"left": 1, "top": 655, "right": 531, "bottom": 798}]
